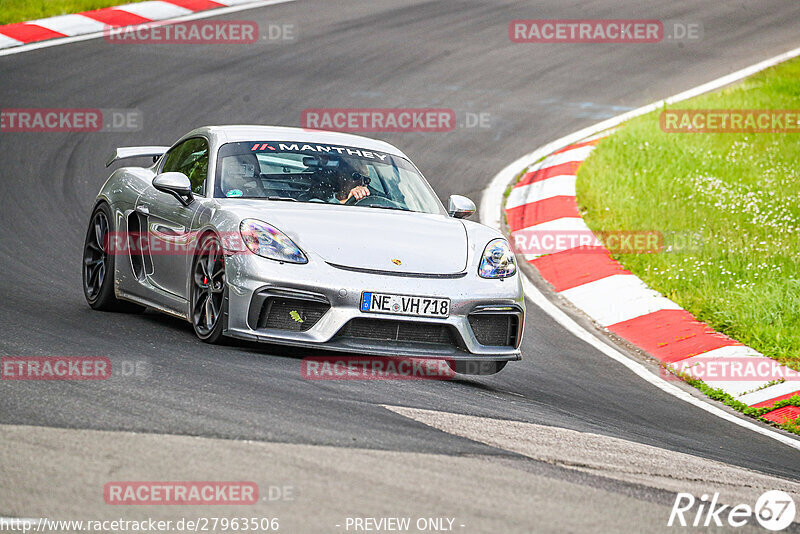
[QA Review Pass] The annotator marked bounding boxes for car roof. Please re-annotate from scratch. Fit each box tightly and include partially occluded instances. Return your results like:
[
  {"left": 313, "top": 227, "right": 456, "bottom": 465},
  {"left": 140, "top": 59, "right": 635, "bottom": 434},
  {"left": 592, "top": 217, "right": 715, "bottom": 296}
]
[{"left": 184, "top": 125, "right": 409, "bottom": 158}]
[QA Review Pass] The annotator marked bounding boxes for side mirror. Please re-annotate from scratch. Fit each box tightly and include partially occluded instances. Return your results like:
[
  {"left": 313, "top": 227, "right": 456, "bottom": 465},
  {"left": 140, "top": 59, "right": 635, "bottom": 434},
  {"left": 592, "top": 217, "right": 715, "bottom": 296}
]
[
  {"left": 153, "top": 172, "right": 193, "bottom": 206},
  {"left": 447, "top": 195, "right": 476, "bottom": 219}
]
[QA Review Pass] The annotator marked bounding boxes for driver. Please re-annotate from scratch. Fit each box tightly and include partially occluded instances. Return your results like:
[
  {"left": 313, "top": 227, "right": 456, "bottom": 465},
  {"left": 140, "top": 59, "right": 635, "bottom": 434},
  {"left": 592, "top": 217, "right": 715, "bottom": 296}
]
[
  {"left": 307, "top": 155, "right": 372, "bottom": 204},
  {"left": 334, "top": 158, "right": 371, "bottom": 203}
]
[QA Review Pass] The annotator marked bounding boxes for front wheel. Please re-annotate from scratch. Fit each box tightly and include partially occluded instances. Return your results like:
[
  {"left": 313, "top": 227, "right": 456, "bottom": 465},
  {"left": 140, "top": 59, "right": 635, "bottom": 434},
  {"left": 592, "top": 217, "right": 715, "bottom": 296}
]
[{"left": 191, "top": 234, "right": 227, "bottom": 344}]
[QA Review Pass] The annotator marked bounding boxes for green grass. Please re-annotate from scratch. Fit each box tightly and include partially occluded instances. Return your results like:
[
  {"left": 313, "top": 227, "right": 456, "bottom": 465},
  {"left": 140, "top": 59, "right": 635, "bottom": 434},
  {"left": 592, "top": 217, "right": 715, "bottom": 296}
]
[
  {"left": 577, "top": 56, "right": 800, "bottom": 370},
  {"left": 0, "top": 0, "right": 148, "bottom": 25}
]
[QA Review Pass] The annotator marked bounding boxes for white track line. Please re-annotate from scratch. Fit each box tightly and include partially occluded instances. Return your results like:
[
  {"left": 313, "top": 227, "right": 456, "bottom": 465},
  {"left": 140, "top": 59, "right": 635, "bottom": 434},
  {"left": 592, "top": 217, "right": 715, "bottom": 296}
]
[
  {"left": 481, "top": 45, "right": 800, "bottom": 451},
  {"left": 0, "top": 0, "right": 296, "bottom": 57},
  {"left": 27, "top": 14, "right": 108, "bottom": 36},
  {"left": 512, "top": 217, "right": 600, "bottom": 260},
  {"left": 114, "top": 1, "right": 193, "bottom": 19},
  {"left": 0, "top": 34, "right": 22, "bottom": 48},
  {"left": 536, "top": 144, "right": 596, "bottom": 167},
  {"left": 671, "top": 345, "right": 775, "bottom": 398},
  {"left": 506, "top": 175, "right": 577, "bottom": 209},
  {"left": 740, "top": 382, "right": 800, "bottom": 407},
  {"left": 560, "top": 274, "right": 682, "bottom": 327}
]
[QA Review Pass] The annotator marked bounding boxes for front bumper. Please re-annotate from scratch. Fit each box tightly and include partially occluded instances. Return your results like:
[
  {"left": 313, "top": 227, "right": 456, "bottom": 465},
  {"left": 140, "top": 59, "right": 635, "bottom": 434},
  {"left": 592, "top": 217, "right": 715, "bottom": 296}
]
[{"left": 223, "top": 252, "right": 525, "bottom": 361}]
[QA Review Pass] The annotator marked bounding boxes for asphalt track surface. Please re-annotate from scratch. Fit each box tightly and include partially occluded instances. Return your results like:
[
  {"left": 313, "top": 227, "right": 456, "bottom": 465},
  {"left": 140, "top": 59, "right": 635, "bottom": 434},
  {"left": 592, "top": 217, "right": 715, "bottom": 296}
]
[{"left": 1, "top": 0, "right": 800, "bottom": 531}]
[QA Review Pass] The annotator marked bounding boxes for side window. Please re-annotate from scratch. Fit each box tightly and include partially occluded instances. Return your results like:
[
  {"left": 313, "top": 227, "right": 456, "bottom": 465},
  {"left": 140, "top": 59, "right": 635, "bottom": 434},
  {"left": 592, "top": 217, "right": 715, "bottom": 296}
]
[{"left": 162, "top": 138, "right": 209, "bottom": 195}]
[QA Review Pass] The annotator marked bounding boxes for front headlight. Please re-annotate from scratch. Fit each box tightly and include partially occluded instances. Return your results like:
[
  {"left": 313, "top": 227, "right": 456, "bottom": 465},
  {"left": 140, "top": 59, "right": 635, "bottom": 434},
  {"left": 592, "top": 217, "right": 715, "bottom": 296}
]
[
  {"left": 240, "top": 219, "right": 307, "bottom": 264},
  {"left": 478, "top": 238, "right": 517, "bottom": 279}
]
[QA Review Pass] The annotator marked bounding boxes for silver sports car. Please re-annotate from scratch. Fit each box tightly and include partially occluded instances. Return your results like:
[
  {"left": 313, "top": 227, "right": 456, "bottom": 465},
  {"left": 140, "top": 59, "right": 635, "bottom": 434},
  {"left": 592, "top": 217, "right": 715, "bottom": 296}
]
[{"left": 83, "top": 126, "right": 524, "bottom": 374}]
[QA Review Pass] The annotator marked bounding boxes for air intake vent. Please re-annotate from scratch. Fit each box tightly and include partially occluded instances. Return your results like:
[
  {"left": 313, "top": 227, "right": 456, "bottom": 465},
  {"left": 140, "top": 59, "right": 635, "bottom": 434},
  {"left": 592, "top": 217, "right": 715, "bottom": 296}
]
[
  {"left": 468, "top": 314, "right": 518, "bottom": 347},
  {"left": 257, "top": 297, "right": 330, "bottom": 332},
  {"left": 336, "top": 318, "right": 457, "bottom": 346}
]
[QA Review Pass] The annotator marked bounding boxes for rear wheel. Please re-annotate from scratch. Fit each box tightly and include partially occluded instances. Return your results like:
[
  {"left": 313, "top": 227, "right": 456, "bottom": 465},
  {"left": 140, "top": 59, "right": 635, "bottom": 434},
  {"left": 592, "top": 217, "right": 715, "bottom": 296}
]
[
  {"left": 448, "top": 360, "right": 508, "bottom": 375},
  {"left": 82, "top": 203, "right": 145, "bottom": 312},
  {"left": 191, "top": 234, "right": 227, "bottom": 344}
]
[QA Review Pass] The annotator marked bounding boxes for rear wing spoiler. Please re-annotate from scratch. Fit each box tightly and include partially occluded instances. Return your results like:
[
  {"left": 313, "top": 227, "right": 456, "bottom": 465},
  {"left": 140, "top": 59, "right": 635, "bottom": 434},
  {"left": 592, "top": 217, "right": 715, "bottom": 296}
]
[{"left": 106, "top": 146, "right": 170, "bottom": 167}]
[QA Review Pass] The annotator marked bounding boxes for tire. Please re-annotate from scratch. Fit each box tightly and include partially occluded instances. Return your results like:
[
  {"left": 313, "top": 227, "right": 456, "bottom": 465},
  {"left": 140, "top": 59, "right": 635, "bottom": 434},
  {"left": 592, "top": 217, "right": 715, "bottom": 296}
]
[
  {"left": 82, "top": 203, "right": 145, "bottom": 312},
  {"left": 448, "top": 360, "right": 508, "bottom": 375},
  {"left": 190, "top": 233, "right": 227, "bottom": 344}
]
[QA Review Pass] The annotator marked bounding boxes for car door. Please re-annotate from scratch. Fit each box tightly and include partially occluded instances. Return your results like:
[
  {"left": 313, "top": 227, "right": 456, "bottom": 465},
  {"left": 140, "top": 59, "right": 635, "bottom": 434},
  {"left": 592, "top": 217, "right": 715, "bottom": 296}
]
[{"left": 136, "top": 137, "right": 209, "bottom": 299}]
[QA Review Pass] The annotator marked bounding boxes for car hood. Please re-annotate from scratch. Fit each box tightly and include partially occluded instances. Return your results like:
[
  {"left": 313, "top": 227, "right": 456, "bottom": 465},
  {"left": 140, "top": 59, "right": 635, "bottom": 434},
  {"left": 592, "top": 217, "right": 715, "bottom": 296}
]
[{"left": 223, "top": 201, "right": 469, "bottom": 274}]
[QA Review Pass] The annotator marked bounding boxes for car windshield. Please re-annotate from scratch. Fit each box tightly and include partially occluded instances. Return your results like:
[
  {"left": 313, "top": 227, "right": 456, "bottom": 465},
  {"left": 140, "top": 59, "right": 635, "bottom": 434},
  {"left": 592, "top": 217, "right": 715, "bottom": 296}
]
[{"left": 214, "top": 141, "right": 444, "bottom": 214}]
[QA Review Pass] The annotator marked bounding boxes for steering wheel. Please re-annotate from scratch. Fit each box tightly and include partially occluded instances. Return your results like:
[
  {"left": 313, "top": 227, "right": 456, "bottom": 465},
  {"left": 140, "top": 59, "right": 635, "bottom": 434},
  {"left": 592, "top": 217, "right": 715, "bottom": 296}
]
[{"left": 345, "top": 194, "right": 404, "bottom": 209}]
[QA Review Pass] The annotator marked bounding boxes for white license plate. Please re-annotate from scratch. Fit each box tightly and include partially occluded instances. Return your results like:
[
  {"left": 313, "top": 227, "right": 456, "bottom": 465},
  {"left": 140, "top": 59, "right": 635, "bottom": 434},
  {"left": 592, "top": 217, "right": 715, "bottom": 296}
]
[{"left": 360, "top": 292, "right": 450, "bottom": 318}]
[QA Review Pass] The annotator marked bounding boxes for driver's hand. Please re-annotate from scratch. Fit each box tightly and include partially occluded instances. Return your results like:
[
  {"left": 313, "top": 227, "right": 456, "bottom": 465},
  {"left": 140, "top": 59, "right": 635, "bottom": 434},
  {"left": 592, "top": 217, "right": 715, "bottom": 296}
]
[{"left": 343, "top": 185, "right": 370, "bottom": 203}]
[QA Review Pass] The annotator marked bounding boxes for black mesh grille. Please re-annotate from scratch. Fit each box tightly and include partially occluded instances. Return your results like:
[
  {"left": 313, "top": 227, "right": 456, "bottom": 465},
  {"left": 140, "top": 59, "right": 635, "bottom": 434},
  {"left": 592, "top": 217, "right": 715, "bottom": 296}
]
[
  {"left": 336, "top": 318, "right": 456, "bottom": 346},
  {"left": 468, "top": 314, "right": 518, "bottom": 347},
  {"left": 258, "top": 298, "right": 330, "bottom": 332}
]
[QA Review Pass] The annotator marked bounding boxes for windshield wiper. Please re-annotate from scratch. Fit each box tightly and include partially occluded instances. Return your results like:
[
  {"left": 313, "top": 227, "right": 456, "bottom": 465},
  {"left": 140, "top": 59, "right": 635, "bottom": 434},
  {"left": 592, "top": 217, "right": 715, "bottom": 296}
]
[{"left": 267, "top": 196, "right": 298, "bottom": 202}]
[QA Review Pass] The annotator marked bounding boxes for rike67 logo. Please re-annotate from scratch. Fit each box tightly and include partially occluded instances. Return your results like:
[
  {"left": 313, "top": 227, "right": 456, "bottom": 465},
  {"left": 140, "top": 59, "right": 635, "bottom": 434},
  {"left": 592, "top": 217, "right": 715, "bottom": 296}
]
[{"left": 669, "top": 491, "right": 796, "bottom": 531}]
